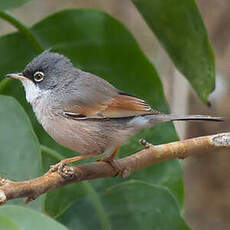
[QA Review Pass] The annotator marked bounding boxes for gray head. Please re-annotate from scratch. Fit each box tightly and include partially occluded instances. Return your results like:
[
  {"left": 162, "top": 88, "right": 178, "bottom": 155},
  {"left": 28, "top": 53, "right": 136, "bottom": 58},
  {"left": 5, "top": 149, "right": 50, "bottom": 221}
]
[
  {"left": 6, "top": 51, "right": 74, "bottom": 103},
  {"left": 23, "top": 51, "right": 73, "bottom": 89}
]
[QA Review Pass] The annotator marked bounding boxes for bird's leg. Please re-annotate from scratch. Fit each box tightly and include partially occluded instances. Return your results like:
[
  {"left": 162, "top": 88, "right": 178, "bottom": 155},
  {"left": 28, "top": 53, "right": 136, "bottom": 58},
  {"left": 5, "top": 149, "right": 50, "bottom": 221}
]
[
  {"left": 48, "top": 153, "right": 96, "bottom": 178},
  {"left": 97, "top": 146, "right": 122, "bottom": 176}
]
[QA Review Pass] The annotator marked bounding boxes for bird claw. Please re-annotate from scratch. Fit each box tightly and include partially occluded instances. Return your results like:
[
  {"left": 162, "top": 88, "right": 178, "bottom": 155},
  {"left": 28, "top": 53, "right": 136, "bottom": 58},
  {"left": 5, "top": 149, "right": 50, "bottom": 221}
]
[
  {"left": 47, "top": 161, "right": 75, "bottom": 179},
  {"left": 0, "top": 178, "right": 7, "bottom": 185},
  {"left": 97, "top": 157, "right": 126, "bottom": 177},
  {"left": 58, "top": 163, "right": 75, "bottom": 179},
  {"left": 139, "top": 138, "right": 151, "bottom": 148},
  {"left": 48, "top": 163, "right": 59, "bottom": 173}
]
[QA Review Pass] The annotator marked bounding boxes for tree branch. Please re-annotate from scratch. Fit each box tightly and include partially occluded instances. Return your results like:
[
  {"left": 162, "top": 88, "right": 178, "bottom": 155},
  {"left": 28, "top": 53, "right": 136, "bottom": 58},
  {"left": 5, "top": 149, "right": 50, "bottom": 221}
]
[{"left": 0, "top": 132, "right": 230, "bottom": 205}]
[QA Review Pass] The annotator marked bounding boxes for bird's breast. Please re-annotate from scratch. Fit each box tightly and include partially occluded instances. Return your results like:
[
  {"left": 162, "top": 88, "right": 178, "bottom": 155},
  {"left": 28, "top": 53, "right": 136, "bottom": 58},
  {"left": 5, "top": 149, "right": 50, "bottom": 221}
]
[
  {"left": 33, "top": 102, "right": 108, "bottom": 155},
  {"left": 32, "top": 101, "right": 135, "bottom": 156}
]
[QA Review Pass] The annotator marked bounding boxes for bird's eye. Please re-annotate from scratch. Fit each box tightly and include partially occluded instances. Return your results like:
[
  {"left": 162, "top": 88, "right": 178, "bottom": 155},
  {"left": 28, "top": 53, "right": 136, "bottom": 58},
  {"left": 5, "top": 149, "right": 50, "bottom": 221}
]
[{"left": 34, "top": 71, "right": 44, "bottom": 82}]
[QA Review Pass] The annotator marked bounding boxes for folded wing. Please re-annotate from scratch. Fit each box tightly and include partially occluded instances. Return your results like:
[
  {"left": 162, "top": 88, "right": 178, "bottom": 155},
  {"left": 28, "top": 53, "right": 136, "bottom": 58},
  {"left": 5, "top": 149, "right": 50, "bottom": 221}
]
[{"left": 64, "top": 92, "right": 158, "bottom": 119}]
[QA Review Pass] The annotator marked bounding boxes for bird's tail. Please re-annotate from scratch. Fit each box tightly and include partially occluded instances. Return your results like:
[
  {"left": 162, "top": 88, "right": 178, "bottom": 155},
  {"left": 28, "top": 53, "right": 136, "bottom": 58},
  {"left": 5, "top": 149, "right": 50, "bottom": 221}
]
[
  {"left": 160, "top": 114, "right": 224, "bottom": 122},
  {"left": 128, "top": 114, "right": 223, "bottom": 129}
]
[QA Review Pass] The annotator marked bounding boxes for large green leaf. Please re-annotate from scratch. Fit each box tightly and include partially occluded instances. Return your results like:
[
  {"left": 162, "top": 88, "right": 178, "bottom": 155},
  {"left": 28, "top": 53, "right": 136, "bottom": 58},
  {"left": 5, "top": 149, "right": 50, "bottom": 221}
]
[
  {"left": 0, "top": 96, "right": 40, "bottom": 180},
  {"left": 0, "top": 216, "right": 20, "bottom": 230},
  {"left": 132, "top": 0, "right": 215, "bottom": 103},
  {"left": 0, "top": 96, "right": 42, "bottom": 208},
  {"left": 0, "top": 0, "right": 30, "bottom": 10},
  {"left": 0, "top": 9, "right": 184, "bottom": 224},
  {"left": 0, "top": 205, "right": 68, "bottom": 230},
  {"left": 58, "top": 181, "right": 190, "bottom": 230}
]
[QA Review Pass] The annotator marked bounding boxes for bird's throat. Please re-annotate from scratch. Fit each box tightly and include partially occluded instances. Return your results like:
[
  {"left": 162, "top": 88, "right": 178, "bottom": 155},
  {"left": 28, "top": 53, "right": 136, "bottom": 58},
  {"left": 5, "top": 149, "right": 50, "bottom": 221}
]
[{"left": 21, "top": 79, "right": 41, "bottom": 104}]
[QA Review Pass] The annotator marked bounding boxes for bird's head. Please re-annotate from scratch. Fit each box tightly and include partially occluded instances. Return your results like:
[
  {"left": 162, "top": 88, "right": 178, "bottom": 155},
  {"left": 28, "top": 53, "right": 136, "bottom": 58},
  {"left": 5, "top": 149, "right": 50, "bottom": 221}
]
[{"left": 6, "top": 51, "right": 74, "bottom": 104}]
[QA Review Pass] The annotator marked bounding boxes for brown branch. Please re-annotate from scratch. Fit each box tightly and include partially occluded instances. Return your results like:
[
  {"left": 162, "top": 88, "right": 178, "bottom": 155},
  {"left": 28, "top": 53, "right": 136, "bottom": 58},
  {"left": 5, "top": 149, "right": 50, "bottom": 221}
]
[{"left": 0, "top": 132, "right": 230, "bottom": 205}]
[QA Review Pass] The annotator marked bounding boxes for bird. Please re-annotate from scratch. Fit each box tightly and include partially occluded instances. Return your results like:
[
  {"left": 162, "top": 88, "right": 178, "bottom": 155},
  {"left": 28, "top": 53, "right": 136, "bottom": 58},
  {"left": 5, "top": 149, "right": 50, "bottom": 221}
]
[{"left": 6, "top": 51, "right": 223, "bottom": 177}]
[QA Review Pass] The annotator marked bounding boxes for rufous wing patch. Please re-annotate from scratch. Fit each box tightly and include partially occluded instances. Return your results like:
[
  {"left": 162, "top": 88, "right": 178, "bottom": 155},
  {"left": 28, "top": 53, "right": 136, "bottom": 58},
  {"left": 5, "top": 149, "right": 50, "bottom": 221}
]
[{"left": 64, "top": 94, "right": 159, "bottom": 119}]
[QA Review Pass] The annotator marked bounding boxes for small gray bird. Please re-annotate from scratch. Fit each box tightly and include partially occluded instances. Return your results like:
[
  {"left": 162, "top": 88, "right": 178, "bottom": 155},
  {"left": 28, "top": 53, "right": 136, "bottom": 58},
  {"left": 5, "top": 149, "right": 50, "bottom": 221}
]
[{"left": 6, "top": 51, "right": 223, "bottom": 175}]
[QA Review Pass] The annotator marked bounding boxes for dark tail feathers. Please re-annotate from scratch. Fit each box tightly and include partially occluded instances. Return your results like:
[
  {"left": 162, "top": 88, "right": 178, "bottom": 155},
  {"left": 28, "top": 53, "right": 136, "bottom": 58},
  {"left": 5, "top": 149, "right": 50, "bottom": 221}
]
[{"left": 167, "top": 114, "right": 223, "bottom": 122}]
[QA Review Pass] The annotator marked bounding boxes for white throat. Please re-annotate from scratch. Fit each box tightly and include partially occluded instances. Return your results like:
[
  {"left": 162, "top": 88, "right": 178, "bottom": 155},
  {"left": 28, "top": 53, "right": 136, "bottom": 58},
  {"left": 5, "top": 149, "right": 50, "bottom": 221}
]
[
  {"left": 21, "top": 79, "right": 42, "bottom": 104},
  {"left": 21, "top": 78, "right": 53, "bottom": 128}
]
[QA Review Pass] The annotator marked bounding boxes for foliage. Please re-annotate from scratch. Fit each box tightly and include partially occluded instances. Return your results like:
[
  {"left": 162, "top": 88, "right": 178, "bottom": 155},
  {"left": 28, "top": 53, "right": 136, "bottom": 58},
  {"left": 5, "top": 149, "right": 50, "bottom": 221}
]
[{"left": 0, "top": 0, "right": 214, "bottom": 229}]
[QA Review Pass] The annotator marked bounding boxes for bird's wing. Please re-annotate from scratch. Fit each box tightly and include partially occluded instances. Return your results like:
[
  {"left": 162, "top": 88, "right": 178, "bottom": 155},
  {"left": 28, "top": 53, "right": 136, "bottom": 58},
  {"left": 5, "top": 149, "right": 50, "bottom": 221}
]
[
  {"left": 60, "top": 71, "right": 159, "bottom": 119},
  {"left": 63, "top": 92, "right": 157, "bottom": 119}
]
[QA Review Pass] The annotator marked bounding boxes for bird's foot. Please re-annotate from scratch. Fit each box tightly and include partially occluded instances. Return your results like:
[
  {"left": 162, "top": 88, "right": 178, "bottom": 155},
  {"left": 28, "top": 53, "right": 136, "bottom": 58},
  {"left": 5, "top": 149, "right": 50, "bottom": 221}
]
[
  {"left": 139, "top": 138, "right": 151, "bottom": 148},
  {"left": 97, "top": 156, "right": 123, "bottom": 177},
  {"left": 46, "top": 154, "right": 95, "bottom": 178},
  {"left": 47, "top": 160, "right": 75, "bottom": 179}
]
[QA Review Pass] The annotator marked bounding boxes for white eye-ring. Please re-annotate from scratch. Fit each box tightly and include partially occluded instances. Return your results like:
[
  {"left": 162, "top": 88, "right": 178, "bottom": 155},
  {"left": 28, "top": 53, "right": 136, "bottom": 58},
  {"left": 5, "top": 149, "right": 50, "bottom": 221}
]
[{"left": 34, "top": 71, "right": 44, "bottom": 82}]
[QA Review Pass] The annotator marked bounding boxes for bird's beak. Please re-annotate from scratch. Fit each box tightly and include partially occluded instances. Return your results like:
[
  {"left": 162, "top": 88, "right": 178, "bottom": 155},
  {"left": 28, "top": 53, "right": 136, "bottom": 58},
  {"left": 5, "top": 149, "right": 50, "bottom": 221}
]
[{"left": 5, "top": 73, "right": 26, "bottom": 81}]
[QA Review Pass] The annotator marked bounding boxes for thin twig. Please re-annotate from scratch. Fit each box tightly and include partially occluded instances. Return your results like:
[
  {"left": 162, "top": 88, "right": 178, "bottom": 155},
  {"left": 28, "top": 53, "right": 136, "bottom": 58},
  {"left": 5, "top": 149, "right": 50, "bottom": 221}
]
[{"left": 0, "top": 132, "right": 230, "bottom": 205}]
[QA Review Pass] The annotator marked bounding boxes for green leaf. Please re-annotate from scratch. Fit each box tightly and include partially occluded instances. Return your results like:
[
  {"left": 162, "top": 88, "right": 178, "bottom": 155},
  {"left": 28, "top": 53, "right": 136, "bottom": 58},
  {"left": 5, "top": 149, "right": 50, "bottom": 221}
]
[
  {"left": 58, "top": 181, "right": 190, "bottom": 230},
  {"left": 41, "top": 146, "right": 87, "bottom": 218},
  {"left": 0, "top": 96, "right": 41, "bottom": 179},
  {"left": 0, "top": 96, "right": 41, "bottom": 208},
  {"left": 132, "top": 0, "right": 215, "bottom": 103},
  {"left": 0, "top": 9, "right": 184, "bottom": 222},
  {"left": 0, "top": 205, "right": 68, "bottom": 230},
  {"left": 43, "top": 182, "right": 87, "bottom": 218},
  {"left": 0, "top": 216, "right": 20, "bottom": 230},
  {"left": 0, "top": 0, "right": 30, "bottom": 10},
  {"left": 0, "top": 11, "right": 43, "bottom": 53}
]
